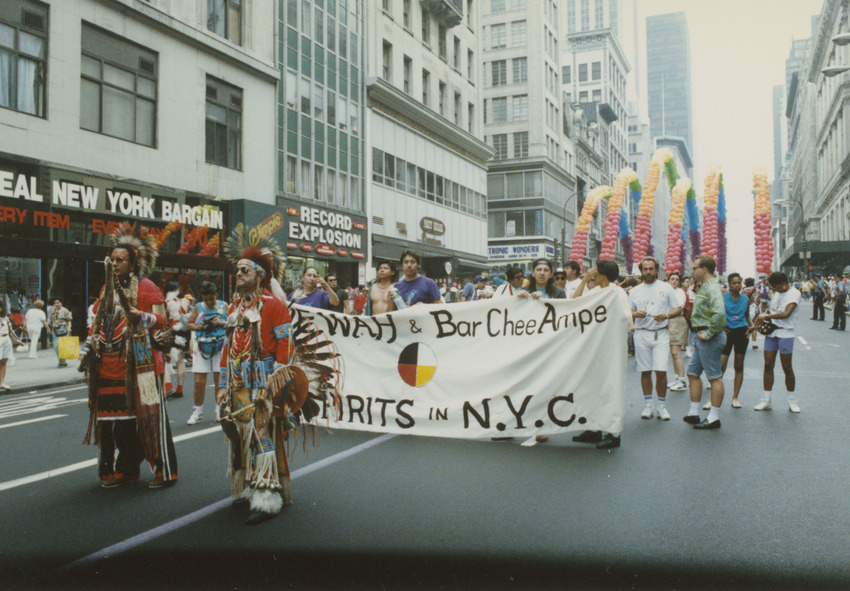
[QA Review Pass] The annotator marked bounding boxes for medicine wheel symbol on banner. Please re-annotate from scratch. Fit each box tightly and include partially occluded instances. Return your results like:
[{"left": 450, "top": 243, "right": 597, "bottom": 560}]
[{"left": 397, "top": 343, "right": 437, "bottom": 387}]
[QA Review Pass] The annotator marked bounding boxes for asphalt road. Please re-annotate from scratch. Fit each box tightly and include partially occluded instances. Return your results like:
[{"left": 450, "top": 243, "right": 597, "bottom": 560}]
[{"left": 2, "top": 304, "right": 849, "bottom": 591}]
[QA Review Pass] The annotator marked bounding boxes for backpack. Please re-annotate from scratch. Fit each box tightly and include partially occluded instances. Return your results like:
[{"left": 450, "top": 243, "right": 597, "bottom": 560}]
[{"left": 353, "top": 292, "right": 367, "bottom": 314}]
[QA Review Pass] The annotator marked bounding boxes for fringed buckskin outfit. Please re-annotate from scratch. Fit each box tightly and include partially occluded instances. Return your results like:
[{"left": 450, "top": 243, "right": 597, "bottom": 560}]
[
  {"left": 218, "top": 288, "right": 294, "bottom": 516},
  {"left": 82, "top": 228, "right": 178, "bottom": 486}
]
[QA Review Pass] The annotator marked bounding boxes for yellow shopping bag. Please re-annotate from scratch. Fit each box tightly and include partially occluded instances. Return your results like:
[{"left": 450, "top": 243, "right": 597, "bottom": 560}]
[{"left": 58, "top": 336, "right": 80, "bottom": 360}]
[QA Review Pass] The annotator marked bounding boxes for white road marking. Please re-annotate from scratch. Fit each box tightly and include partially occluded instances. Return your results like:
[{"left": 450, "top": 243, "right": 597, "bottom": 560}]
[
  {"left": 0, "top": 425, "right": 222, "bottom": 492},
  {"left": 0, "top": 396, "right": 86, "bottom": 420},
  {"left": 61, "top": 433, "right": 396, "bottom": 571},
  {"left": 0, "top": 414, "right": 66, "bottom": 430},
  {"left": 798, "top": 336, "right": 808, "bottom": 345}
]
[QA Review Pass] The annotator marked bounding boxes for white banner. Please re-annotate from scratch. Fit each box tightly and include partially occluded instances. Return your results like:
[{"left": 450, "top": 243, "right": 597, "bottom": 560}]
[{"left": 291, "top": 287, "right": 629, "bottom": 439}]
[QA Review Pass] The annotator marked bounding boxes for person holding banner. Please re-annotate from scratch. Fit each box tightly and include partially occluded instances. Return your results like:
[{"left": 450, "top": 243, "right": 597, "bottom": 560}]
[
  {"left": 216, "top": 229, "right": 301, "bottom": 525},
  {"left": 629, "top": 257, "right": 682, "bottom": 422},
  {"left": 493, "top": 267, "right": 525, "bottom": 298},
  {"left": 517, "top": 258, "right": 565, "bottom": 443},
  {"left": 288, "top": 267, "right": 340, "bottom": 310},
  {"left": 366, "top": 261, "right": 398, "bottom": 315},
  {"left": 394, "top": 251, "right": 441, "bottom": 306},
  {"left": 571, "top": 259, "right": 633, "bottom": 448}
]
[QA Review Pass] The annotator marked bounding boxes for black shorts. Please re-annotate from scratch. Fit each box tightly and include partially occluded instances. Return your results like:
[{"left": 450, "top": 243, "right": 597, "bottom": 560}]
[{"left": 721, "top": 326, "right": 749, "bottom": 356}]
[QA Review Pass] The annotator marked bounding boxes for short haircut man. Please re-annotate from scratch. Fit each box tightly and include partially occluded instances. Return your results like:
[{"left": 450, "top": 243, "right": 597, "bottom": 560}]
[
  {"left": 399, "top": 250, "right": 420, "bottom": 266},
  {"left": 597, "top": 259, "right": 619, "bottom": 282},
  {"left": 694, "top": 254, "right": 716, "bottom": 275}
]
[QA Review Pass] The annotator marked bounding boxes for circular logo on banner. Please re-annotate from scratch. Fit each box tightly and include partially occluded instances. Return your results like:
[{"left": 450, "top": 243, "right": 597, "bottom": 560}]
[{"left": 397, "top": 343, "right": 437, "bottom": 387}]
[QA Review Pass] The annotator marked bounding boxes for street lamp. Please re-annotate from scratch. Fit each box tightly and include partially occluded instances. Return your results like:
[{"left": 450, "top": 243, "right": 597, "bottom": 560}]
[{"left": 559, "top": 190, "right": 583, "bottom": 266}]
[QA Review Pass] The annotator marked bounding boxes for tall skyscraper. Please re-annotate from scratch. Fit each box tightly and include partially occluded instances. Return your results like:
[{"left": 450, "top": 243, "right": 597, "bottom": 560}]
[{"left": 645, "top": 12, "right": 693, "bottom": 159}]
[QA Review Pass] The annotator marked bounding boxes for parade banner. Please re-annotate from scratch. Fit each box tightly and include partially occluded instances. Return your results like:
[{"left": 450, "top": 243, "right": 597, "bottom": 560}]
[{"left": 291, "top": 287, "right": 629, "bottom": 439}]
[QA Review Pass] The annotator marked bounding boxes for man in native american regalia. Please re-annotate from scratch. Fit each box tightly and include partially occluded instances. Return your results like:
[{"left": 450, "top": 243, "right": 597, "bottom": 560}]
[
  {"left": 216, "top": 227, "right": 309, "bottom": 525},
  {"left": 80, "top": 228, "right": 178, "bottom": 489}
]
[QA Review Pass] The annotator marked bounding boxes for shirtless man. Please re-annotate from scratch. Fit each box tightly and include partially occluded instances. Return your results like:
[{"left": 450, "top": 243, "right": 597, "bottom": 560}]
[{"left": 367, "top": 261, "right": 398, "bottom": 316}]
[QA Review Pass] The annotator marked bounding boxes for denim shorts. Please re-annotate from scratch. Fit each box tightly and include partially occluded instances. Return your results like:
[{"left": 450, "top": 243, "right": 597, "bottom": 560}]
[
  {"left": 764, "top": 336, "right": 794, "bottom": 354},
  {"left": 687, "top": 331, "right": 726, "bottom": 381}
]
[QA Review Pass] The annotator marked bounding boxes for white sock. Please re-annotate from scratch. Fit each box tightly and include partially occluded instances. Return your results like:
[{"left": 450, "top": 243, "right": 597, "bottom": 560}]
[
  {"left": 688, "top": 402, "right": 701, "bottom": 416},
  {"left": 707, "top": 406, "right": 720, "bottom": 422},
  {"left": 762, "top": 390, "right": 772, "bottom": 401}
]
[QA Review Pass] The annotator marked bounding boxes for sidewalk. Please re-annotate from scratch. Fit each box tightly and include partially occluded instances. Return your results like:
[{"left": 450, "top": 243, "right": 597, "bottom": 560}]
[{"left": 1, "top": 348, "right": 86, "bottom": 395}]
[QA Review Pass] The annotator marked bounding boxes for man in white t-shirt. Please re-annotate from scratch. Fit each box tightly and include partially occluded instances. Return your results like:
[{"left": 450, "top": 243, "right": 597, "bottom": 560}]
[
  {"left": 628, "top": 257, "right": 683, "bottom": 421},
  {"left": 563, "top": 260, "right": 583, "bottom": 299},
  {"left": 754, "top": 272, "right": 802, "bottom": 413}
]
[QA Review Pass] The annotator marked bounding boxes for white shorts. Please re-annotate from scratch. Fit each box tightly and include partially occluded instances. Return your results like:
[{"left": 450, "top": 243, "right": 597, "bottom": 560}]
[
  {"left": 192, "top": 348, "right": 222, "bottom": 375},
  {"left": 634, "top": 329, "right": 670, "bottom": 372},
  {"left": 0, "top": 337, "right": 12, "bottom": 360}
]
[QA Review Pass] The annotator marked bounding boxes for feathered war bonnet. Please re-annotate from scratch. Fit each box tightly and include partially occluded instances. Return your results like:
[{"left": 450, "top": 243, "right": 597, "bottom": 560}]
[
  {"left": 224, "top": 223, "right": 286, "bottom": 291},
  {"left": 109, "top": 223, "right": 159, "bottom": 278}
]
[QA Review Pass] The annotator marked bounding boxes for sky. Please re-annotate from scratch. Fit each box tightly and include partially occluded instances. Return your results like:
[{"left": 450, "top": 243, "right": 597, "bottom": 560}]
[{"left": 620, "top": 0, "right": 824, "bottom": 277}]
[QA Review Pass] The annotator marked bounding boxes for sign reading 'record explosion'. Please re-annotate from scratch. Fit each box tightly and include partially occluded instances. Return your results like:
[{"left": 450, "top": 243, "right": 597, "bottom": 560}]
[{"left": 290, "top": 288, "right": 629, "bottom": 439}]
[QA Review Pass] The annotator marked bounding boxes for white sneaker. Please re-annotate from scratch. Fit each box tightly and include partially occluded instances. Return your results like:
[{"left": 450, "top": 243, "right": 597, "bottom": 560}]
[
  {"left": 788, "top": 397, "right": 801, "bottom": 413},
  {"left": 668, "top": 380, "right": 687, "bottom": 391},
  {"left": 641, "top": 403, "right": 655, "bottom": 419},
  {"left": 754, "top": 397, "right": 772, "bottom": 411},
  {"left": 657, "top": 406, "right": 671, "bottom": 421},
  {"left": 187, "top": 407, "right": 203, "bottom": 425},
  {"left": 685, "top": 347, "right": 693, "bottom": 357},
  {"left": 702, "top": 401, "right": 711, "bottom": 411}
]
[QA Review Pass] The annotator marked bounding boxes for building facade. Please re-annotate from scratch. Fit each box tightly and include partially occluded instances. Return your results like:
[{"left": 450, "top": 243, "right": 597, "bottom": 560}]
[
  {"left": 365, "top": 0, "right": 492, "bottom": 282},
  {"left": 278, "top": 0, "right": 368, "bottom": 289},
  {"left": 645, "top": 12, "right": 693, "bottom": 161},
  {"left": 0, "top": 0, "right": 278, "bottom": 338},
  {"left": 482, "top": 0, "right": 579, "bottom": 273}
]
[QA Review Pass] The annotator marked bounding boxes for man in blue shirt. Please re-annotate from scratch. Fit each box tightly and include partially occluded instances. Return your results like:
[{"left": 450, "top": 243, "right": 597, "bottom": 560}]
[
  {"left": 812, "top": 274, "right": 826, "bottom": 321},
  {"left": 831, "top": 277, "right": 847, "bottom": 331},
  {"left": 460, "top": 275, "right": 485, "bottom": 302},
  {"left": 394, "top": 250, "right": 441, "bottom": 306}
]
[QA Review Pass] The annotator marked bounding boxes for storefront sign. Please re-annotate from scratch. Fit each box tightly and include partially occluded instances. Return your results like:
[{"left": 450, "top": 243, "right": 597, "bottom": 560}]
[
  {"left": 488, "top": 243, "right": 548, "bottom": 261},
  {"left": 420, "top": 217, "right": 445, "bottom": 246},
  {"left": 0, "top": 168, "right": 223, "bottom": 229},
  {"left": 280, "top": 198, "right": 368, "bottom": 260}
]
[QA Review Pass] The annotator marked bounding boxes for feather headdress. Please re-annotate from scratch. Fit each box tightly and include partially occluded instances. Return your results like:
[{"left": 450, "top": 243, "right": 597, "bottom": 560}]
[
  {"left": 109, "top": 223, "right": 159, "bottom": 278},
  {"left": 224, "top": 223, "right": 286, "bottom": 290}
]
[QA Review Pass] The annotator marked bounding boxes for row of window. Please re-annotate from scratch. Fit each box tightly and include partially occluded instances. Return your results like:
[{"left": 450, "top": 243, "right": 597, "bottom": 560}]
[
  {"left": 283, "top": 155, "right": 363, "bottom": 211},
  {"left": 489, "top": 131, "right": 528, "bottom": 160},
  {"left": 566, "top": 0, "right": 618, "bottom": 35},
  {"left": 487, "top": 0, "right": 527, "bottom": 13},
  {"left": 286, "top": 0, "right": 361, "bottom": 66},
  {"left": 487, "top": 57, "right": 527, "bottom": 87},
  {"left": 0, "top": 3, "right": 242, "bottom": 170},
  {"left": 483, "top": 95, "right": 528, "bottom": 125},
  {"left": 486, "top": 20, "right": 526, "bottom": 50},
  {"left": 371, "top": 148, "right": 487, "bottom": 219},
  {"left": 563, "top": 62, "right": 602, "bottom": 84}
]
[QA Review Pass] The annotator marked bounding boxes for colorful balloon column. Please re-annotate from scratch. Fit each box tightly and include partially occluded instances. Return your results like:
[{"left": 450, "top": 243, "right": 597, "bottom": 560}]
[
  {"left": 633, "top": 158, "right": 662, "bottom": 262},
  {"left": 717, "top": 174, "right": 728, "bottom": 274},
  {"left": 701, "top": 167, "right": 720, "bottom": 259},
  {"left": 600, "top": 168, "right": 635, "bottom": 261},
  {"left": 664, "top": 178, "right": 691, "bottom": 275},
  {"left": 619, "top": 176, "right": 641, "bottom": 270},
  {"left": 570, "top": 185, "right": 610, "bottom": 263},
  {"left": 686, "top": 184, "right": 701, "bottom": 258},
  {"left": 752, "top": 168, "right": 774, "bottom": 274}
]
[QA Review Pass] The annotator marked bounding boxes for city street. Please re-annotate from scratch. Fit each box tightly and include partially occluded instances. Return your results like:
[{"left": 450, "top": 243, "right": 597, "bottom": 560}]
[{"left": 2, "top": 304, "right": 848, "bottom": 591}]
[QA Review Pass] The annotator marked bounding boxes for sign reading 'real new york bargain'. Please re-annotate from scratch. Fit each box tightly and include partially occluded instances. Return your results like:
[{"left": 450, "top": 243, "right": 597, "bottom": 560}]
[{"left": 290, "top": 287, "right": 629, "bottom": 439}]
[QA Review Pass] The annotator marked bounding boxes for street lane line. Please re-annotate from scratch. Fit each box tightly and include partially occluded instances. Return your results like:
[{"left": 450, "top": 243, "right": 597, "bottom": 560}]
[
  {"left": 2, "top": 385, "right": 87, "bottom": 400},
  {"left": 798, "top": 336, "right": 808, "bottom": 345},
  {"left": 0, "top": 414, "right": 66, "bottom": 430},
  {"left": 61, "top": 433, "right": 396, "bottom": 572},
  {"left": 0, "top": 425, "right": 222, "bottom": 491}
]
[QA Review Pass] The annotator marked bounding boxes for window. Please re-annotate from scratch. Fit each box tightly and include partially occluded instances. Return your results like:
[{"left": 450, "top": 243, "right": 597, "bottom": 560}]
[
  {"left": 0, "top": 0, "right": 47, "bottom": 117},
  {"left": 490, "top": 0, "right": 506, "bottom": 12},
  {"left": 80, "top": 23, "right": 157, "bottom": 147},
  {"left": 453, "top": 36, "right": 461, "bottom": 69},
  {"left": 592, "top": 89, "right": 601, "bottom": 102},
  {"left": 491, "top": 97, "right": 507, "bottom": 122},
  {"left": 491, "top": 60, "right": 506, "bottom": 86},
  {"left": 382, "top": 0, "right": 391, "bottom": 15},
  {"left": 513, "top": 132, "right": 528, "bottom": 158},
  {"left": 578, "top": 63, "right": 588, "bottom": 82},
  {"left": 493, "top": 134, "right": 508, "bottom": 159},
  {"left": 438, "top": 25, "right": 447, "bottom": 60},
  {"left": 512, "top": 0, "right": 527, "bottom": 8},
  {"left": 454, "top": 91, "right": 461, "bottom": 125},
  {"left": 467, "top": 49, "right": 474, "bottom": 80},
  {"left": 490, "top": 24, "right": 506, "bottom": 48},
  {"left": 403, "top": 55, "right": 412, "bottom": 93},
  {"left": 422, "top": 69, "right": 430, "bottom": 106},
  {"left": 592, "top": 61, "right": 601, "bottom": 80},
  {"left": 382, "top": 41, "right": 392, "bottom": 81},
  {"left": 579, "top": 90, "right": 588, "bottom": 102},
  {"left": 511, "top": 21, "right": 526, "bottom": 47},
  {"left": 512, "top": 57, "right": 527, "bottom": 84},
  {"left": 421, "top": 8, "right": 430, "bottom": 45},
  {"left": 403, "top": 0, "right": 411, "bottom": 28},
  {"left": 512, "top": 94, "right": 527, "bottom": 121},
  {"left": 207, "top": 0, "right": 242, "bottom": 44},
  {"left": 562, "top": 65, "right": 570, "bottom": 83},
  {"left": 595, "top": 0, "right": 603, "bottom": 28},
  {"left": 205, "top": 76, "right": 242, "bottom": 169},
  {"left": 438, "top": 81, "right": 446, "bottom": 116},
  {"left": 468, "top": 102, "right": 474, "bottom": 134}
]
